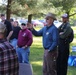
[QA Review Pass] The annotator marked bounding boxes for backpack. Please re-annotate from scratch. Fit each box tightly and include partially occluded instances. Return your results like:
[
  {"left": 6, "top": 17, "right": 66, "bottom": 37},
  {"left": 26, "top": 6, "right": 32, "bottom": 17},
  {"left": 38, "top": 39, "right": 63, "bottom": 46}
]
[{"left": 68, "top": 28, "right": 74, "bottom": 43}]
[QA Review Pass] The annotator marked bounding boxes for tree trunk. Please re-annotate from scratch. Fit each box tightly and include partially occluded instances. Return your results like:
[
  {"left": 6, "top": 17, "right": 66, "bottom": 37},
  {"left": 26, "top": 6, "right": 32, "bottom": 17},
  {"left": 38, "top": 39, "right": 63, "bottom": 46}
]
[
  {"left": 28, "top": 14, "right": 32, "bottom": 23},
  {"left": 6, "top": 0, "right": 12, "bottom": 20}
]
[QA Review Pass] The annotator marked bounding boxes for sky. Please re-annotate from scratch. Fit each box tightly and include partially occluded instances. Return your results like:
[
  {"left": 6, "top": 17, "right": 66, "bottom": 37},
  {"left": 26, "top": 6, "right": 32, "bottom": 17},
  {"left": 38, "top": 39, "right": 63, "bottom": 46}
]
[
  {"left": 0, "top": 0, "right": 7, "bottom": 5},
  {"left": 0, "top": 0, "right": 2, "bottom": 4}
]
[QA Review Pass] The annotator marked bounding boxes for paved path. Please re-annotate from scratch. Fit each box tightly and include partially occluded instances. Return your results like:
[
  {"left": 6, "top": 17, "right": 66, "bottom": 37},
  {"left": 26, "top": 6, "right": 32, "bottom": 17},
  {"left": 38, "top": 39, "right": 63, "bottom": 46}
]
[{"left": 19, "top": 63, "right": 33, "bottom": 75}]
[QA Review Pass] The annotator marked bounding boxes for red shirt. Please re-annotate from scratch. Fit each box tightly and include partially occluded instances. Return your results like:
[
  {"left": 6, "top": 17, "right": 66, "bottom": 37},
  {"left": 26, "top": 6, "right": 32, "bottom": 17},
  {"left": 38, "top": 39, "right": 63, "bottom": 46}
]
[{"left": 17, "top": 28, "right": 33, "bottom": 47}]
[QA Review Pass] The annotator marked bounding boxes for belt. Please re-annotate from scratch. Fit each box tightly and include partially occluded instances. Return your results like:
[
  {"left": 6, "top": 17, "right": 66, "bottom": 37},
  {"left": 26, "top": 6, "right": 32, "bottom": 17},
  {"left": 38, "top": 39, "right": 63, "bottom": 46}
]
[
  {"left": 44, "top": 48, "right": 49, "bottom": 50},
  {"left": 18, "top": 46, "right": 23, "bottom": 48},
  {"left": 44, "top": 46, "right": 58, "bottom": 50}
]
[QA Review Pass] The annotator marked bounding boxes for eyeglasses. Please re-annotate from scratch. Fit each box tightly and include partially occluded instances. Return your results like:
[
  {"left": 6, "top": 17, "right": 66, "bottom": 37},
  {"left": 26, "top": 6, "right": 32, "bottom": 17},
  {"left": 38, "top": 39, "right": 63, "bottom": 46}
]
[
  {"left": 45, "top": 17, "right": 51, "bottom": 20},
  {"left": 46, "top": 18, "right": 50, "bottom": 20}
]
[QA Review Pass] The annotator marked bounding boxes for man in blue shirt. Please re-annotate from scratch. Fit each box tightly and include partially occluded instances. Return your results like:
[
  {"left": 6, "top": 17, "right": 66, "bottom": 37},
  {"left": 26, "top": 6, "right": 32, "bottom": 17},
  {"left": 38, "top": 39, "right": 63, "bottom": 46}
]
[{"left": 28, "top": 13, "right": 59, "bottom": 75}]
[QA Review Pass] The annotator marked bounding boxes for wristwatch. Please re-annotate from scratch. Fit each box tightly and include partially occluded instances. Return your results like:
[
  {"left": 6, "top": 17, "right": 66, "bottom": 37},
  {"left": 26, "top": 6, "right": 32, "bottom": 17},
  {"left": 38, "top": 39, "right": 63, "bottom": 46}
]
[{"left": 25, "top": 45, "right": 27, "bottom": 48}]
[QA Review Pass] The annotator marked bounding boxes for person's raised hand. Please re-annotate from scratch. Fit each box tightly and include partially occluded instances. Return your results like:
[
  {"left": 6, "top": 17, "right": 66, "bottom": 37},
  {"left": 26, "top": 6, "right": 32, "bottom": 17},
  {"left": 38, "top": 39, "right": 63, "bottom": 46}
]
[{"left": 27, "top": 22, "right": 33, "bottom": 30}]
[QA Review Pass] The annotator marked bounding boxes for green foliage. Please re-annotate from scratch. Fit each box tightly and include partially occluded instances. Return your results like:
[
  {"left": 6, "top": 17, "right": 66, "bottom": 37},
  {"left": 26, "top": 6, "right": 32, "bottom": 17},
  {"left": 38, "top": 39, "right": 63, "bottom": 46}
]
[
  {"left": 50, "top": 0, "right": 76, "bottom": 15},
  {"left": 1, "top": 0, "right": 76, "bottom": 20},
  {"left": 15, "top": 0, "right": 26, "bottom": 5},
  {"left": 11, "top": 1, "right": 27, "bottom": 17},
  {"left": 0, "top": 4, "right": 6, "bottom": 14}
]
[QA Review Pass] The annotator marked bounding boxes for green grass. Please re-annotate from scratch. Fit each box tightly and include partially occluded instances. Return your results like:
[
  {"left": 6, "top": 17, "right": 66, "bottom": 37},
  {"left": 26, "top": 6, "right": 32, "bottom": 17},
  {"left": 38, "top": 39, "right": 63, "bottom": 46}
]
[
  {"left": 30, "top": 37, "right": 43, "bottom": 75},
  {"left": 29, "top": 26, "right": 76, "bottom": 75}
]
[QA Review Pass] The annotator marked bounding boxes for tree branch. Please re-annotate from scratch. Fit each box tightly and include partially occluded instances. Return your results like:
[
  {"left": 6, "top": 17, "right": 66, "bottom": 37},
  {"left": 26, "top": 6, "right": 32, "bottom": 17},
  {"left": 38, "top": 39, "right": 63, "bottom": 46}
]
[{"left": 69, "top": 12, "right": 76, "bottom": 17}]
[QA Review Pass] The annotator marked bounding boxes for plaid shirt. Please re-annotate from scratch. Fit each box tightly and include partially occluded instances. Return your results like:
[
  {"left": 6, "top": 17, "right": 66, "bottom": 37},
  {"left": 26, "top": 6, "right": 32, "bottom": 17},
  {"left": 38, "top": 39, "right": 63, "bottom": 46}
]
[{"left": 0, "top": 39, "right": 19, "bottom": 75}]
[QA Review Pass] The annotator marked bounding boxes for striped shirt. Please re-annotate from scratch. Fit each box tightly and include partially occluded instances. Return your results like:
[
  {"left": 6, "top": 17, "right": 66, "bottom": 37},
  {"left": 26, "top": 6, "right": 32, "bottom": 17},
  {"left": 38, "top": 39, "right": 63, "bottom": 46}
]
[{"left": 0, "top": 39, "right": 19, "bottom": 75}]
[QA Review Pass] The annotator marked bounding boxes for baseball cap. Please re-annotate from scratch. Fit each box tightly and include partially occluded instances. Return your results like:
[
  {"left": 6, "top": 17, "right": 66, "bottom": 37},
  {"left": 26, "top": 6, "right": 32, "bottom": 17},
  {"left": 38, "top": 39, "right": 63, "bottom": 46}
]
[
  {"left": 10, "top": 18, "right": 14, "bottom": 22},
  {"left": 21, "top": 23, "right": 26, "bottom": 26},
  {"left": 62, "top": 13, "right": 69, "bottom": 18}
]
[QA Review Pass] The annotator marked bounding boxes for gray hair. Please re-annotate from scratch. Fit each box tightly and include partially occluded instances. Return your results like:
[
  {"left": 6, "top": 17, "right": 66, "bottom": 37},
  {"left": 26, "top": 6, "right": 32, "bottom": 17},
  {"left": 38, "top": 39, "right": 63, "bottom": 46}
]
[{"left": 0, "top": 22, "right": 7, "bottom": 37}]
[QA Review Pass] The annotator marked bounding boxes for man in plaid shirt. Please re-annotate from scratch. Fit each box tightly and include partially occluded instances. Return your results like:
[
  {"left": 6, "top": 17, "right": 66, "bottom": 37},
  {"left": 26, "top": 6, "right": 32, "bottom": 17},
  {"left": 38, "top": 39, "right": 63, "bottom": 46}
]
[{"left": 0, "top": 22, "right": 19, "bottom": 75}]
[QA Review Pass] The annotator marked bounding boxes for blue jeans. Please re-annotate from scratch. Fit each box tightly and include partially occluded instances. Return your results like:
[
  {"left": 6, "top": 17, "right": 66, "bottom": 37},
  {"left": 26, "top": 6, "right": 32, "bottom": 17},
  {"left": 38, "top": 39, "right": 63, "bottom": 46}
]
[
  {"left": 16, "top": 47, "right": 30, "bottom": 64},
  {"left": 10, "top": 38, "right": 18, "bottom": 49}
]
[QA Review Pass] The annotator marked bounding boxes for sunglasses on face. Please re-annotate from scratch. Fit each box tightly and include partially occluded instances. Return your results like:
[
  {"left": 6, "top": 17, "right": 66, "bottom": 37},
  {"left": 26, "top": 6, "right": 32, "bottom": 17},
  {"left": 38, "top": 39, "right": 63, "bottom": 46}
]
[
  {"left": 45, "top": 17, "right": 51, "bottom": 20},
  {"left": 21, "top": 24, "right": 26, "bottom": 26},
  {"left": 46, "top": 18, "right": 50, "bottom": 20}
]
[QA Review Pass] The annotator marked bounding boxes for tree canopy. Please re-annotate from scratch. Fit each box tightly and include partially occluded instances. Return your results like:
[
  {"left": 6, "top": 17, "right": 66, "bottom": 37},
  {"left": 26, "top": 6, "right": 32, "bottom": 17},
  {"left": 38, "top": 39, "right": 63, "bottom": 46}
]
[
  {"left": 0, "top": 0, "right": 76, "bottom": 20},
  {"left": 50, "top": 0, "right": 76, "bottom": 17}
]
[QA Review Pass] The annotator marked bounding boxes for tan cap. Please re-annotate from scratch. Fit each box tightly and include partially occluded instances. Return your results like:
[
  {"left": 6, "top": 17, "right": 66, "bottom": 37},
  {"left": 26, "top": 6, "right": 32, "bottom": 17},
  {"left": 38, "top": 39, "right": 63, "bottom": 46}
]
[
  {"left": 0, "top": 22, "right": 7, "bottom": 33},
  {"left": 45, "top": 13, "right": 56, "bottom": 20}
]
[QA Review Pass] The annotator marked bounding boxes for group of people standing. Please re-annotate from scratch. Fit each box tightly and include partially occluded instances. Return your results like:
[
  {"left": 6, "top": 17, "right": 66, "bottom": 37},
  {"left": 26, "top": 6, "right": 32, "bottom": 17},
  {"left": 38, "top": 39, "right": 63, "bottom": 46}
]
[
  {"left": 28, "top": 13, "right": 74, "bottom": 75},
  {"left": 0, "top": 12, "right": 74, "bottom": 75},
  {"left": 0, "top": 14, "right": 33, "bottom": 75}
]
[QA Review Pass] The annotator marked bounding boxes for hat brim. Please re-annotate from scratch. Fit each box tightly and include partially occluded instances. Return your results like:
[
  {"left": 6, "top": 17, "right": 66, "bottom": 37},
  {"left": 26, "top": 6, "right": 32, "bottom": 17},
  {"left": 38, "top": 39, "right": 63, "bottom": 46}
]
[
  {"left": 45, "top": 13, "right": 56, "bottom": 20},
  {"left": 45, "top": 16, "right": 56, "bottom": 20}
]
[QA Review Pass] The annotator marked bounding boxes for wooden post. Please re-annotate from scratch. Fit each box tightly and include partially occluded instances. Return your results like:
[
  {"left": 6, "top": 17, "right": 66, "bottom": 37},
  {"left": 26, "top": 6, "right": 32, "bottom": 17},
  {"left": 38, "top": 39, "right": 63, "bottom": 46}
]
[{"left": 28, "top": 14, "right": 32, "bottom": 23}]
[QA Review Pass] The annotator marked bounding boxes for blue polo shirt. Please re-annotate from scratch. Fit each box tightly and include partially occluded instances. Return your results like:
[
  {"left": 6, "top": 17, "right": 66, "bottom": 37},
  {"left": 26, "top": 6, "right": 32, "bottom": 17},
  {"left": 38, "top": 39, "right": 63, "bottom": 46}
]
[{"left": 32, "top": 24, "right": 59, "bottom": 51}]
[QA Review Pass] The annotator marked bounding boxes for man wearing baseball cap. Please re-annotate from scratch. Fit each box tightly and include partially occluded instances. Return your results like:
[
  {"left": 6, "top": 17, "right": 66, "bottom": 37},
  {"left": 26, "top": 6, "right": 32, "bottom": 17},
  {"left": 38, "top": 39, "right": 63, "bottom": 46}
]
[
  {"left": 28, "top": 12, "right": 59, "bottom": 75},
  {"left": 16, "top": 22, "right": 33, "bottom": 64},
  {"left": 57, "top": 13, "right": 74, "bottom": 75}
]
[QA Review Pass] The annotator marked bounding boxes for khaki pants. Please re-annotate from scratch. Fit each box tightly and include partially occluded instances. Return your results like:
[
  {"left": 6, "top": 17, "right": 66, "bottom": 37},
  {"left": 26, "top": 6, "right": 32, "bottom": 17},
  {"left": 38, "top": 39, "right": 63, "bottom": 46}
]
[{"left": 43, "top": 49, "right": 58, "bottom": 75}]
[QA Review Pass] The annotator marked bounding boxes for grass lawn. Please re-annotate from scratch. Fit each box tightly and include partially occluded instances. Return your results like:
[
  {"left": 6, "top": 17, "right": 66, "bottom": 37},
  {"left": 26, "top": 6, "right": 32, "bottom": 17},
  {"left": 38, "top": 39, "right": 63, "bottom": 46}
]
[{"left": 29, "top": 26, "right": 76, "bottom": 75}]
